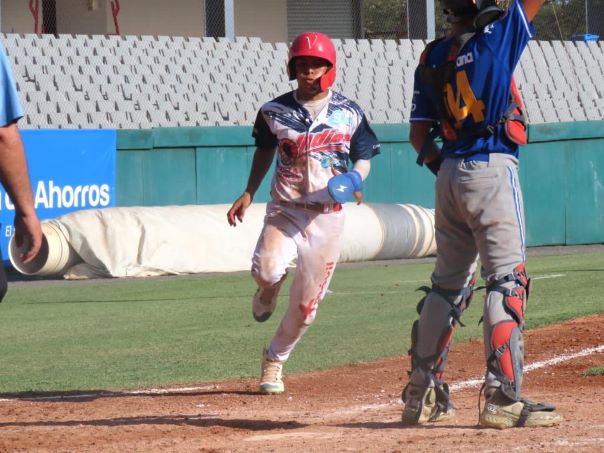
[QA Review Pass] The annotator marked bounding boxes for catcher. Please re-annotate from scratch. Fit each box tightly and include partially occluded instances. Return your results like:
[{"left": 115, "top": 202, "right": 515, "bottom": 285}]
[
  {"left": 401, "top": 0, "right": 562, "bottom": 429},
  {"left": 227, "top": 32, "right": 380, "bottom": 394}
]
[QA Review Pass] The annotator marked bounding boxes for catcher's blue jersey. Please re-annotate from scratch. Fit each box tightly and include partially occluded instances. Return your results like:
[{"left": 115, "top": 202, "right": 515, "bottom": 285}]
[
  {"left": 253, "top": 91, "right": 380, "bottom": 204},
  {"left": 410, "top": 0, "right": 534, "bottom": 158},
  {"left": 0, "top": 41, "right": 23, "bottom": 127}
]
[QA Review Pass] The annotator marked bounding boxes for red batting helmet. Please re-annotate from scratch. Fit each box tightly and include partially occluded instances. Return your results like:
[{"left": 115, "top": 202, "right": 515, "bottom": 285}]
[{"left": 288, "top": 32, "right": 336, "bottom": 91}]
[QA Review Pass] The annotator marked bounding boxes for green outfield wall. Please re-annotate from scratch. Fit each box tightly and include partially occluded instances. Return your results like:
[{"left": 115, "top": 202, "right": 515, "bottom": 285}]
[{"left": 116, "top": 121, "right": 604, "bottom": 247}]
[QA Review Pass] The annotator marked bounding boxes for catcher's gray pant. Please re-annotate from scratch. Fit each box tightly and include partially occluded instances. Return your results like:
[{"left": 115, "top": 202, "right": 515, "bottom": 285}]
[
  {"left": 252, "top": 202, "right": 345, "bottom": 363},
  {"left": 412, "top": 153, "right": 527, "bottom": 392}
]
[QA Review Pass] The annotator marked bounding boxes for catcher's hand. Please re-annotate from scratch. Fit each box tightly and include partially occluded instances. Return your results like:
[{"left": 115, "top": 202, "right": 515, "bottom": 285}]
[{"left": 327, "top": 170, "right": 363, "bottom": 204}]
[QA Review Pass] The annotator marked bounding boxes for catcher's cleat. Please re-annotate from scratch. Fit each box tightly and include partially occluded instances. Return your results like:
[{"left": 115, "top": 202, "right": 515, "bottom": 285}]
[
  {"left": 430, "top": 405, "right": 455, "bottom": 423},
  {"left": 402, "top": 381, "right": 455, "bottom": 424},
  {"left": 401, "top": 384, "right": 437, "bottom": 425},
  {"left": 259, "top": 348, "right": 284, "bottom": 394},
  {"left": 252, "top": 274, "right": 286, "bottom": 322},
  {"left": 479, "top": 389, "right": 562, "bottom": 429}
]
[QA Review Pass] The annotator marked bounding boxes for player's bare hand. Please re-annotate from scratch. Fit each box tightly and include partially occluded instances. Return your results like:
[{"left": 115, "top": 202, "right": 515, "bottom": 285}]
[
  {"left": 227, "top": 192, "right": 252, "bottom": 226},
  {"left": 353, "top": 191, "right": 363, "bottom": 205},
  {"left": 13, "top": 211, "right": 43, "bottom": 263}
]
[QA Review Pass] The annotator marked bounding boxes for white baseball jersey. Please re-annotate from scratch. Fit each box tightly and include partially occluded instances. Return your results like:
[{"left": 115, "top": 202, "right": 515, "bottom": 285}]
[{"left": 253, "top": 90, "right": 380, "bottom": 205}]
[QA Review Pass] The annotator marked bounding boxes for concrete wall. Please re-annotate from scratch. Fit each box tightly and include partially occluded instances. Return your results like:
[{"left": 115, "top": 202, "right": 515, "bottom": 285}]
[
  {"left": 1, "top": 1, "right": 36, "bottom": 33},
  {"left": 56, "top": 0, "right": 107, "bottom": 35},
  {"left": 0, "top": 0, "right": 289, "bottom": 41},
  {"left": 109, "top": 0, "right": 204, "bottom": 37},
  {"left": 234, "top": 0, "right": 287, "bottom": 42},
  {"left": 114, "top": 121, "right": 604, "bottom": 246}
]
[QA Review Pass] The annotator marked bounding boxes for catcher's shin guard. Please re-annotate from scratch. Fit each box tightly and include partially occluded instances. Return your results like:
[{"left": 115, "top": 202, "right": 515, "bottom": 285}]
[
  {"left": 402, "top": 279, "right": 475, "bottom": 424},
  {"left": 483, "top": 263, "right": 530, "bottom": 401}
]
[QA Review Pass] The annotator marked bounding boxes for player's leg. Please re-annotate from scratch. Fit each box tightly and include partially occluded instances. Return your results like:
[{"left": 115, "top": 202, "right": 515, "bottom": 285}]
[
  {"left": 463, "top": 155, "right": 561, "bottom": 428},
  {"left": 262, "top": 208, "right": 344, "bottom": 393},
  {"left": 260, "top": 208, "right": 344, "bottom": 393},
  {"left": 252, "top": 208, "right": 300, "bottom": 394},
  {"left": 251, "top": 206, "right": 298, "bottom": 323},
  {"left": 268, "top": 208, "right": 344, "bottom": 361},
  {"left": 402, "top": 158, "right": 478, "bottom": 424}
]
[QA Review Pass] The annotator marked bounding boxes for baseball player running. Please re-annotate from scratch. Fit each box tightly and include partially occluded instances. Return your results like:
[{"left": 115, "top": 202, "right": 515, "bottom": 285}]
[
  {"left": 227, "top": 32, "right": 380, "bottom": 394},
  {"left": 401, "top": 0, "right": 562, "bottom": 428}
]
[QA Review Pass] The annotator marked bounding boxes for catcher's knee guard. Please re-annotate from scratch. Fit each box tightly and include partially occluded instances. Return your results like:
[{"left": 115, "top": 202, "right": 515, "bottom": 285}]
[
  {"left": 484, "top": 263, "right": 531, "bottom": 401},
  {"left": 402, "top": 277, "right": 476, "bottom": 422}
]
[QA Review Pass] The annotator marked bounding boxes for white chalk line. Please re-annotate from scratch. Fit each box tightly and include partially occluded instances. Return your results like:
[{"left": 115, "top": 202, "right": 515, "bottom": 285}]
[
  {"left": 531, "top": 273, "right": 566, "bottom": 280},
  {"left": 328, "top": 273, "right": 565, "bottom": 295},
  {"left": 450, "top": 344, "right": 604, "bottom": 391},
  {"left": 323, "top": 344, "right": 604, "bottom": 417},
  {"left": 0, "top": 343, "right": 601, "bottom": 404}
]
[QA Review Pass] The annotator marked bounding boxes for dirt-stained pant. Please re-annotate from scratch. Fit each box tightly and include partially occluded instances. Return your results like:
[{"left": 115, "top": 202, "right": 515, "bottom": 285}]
[
  {"left": 252, "top": 202, "right": 345, "bottom": 363},
  {"left": 413, "top": 154, "right": 527, "bottom": 392}
]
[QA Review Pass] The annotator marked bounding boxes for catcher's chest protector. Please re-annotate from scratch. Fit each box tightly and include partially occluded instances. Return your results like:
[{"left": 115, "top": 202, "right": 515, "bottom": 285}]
[{"left": 418, "top": 34, "right": 527, "bottom": 144}]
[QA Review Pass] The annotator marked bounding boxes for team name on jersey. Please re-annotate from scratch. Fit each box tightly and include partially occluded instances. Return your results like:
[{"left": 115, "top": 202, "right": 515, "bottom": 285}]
[
  {"left": 456, "top": 52, "right": 474, "bottom": 67},
  {"left": 295, "top": 129, "right": 351, "bottom": 152}
]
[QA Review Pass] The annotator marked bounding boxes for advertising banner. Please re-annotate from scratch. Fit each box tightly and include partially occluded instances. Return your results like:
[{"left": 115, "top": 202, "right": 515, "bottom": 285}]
[{"left": 0, "top": 129, "right": 116, "bottom": 263}]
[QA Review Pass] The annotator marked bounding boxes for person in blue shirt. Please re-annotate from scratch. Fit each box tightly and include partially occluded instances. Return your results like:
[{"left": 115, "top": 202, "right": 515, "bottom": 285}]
[
  {"left": 401, "top": 1, "right": 562, "bottom": 429},
  {"left": 0, "top": 41, "right": 42, "bottom": 300}
]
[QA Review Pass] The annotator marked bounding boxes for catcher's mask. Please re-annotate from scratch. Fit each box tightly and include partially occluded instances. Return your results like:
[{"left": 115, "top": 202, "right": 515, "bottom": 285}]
[
  {"left": 443, "top": 0, "right": 505, "bottom": 30},
  {"left": 288, "top": 31, "right": 336, "bottom": 91}
]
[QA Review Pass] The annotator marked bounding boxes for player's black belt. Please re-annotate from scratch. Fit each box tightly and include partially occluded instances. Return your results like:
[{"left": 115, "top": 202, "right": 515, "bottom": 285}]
[{"left": 277, "top": 200, "right": 343, "bottom": 213}]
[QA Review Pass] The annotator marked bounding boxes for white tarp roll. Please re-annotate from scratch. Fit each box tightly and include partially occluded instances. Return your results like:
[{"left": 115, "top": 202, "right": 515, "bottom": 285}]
[{"left": 8, "top": 203, "right": 436, "bottom": 279}]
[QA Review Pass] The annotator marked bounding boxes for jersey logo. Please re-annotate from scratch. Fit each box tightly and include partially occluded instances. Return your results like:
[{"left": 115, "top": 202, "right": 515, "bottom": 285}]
[
  {"left": 295, "top": 129, "right": 350, "bottom": 153},
  {"left": 335, "top": 184, "right": 348, "bottom": 192},
  {"left": 456, "top": 52, "right": 474, "bottom": 68},
  {"left": 327, "top": 110, "right": 351, "bottom": 126}
]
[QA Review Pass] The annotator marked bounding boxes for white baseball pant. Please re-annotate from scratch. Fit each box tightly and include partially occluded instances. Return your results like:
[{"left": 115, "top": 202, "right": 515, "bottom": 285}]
[{"left": 252, "top": 202, "right": 345, "bottom": 362}]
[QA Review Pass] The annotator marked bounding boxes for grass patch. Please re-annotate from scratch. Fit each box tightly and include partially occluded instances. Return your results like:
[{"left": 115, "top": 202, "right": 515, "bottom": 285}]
[
  {"left": 0, "top": 251, "right": 602, "bottom": 393},
  {"left": 583, "top": 366, "right": 604, "bottom": 377}
]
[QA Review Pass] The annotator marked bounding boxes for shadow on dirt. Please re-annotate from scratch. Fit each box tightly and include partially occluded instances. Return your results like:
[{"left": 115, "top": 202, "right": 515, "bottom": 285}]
[
  {"left": 0, "top": 415, "right": 307, "bottom": 430},
  {"left": 0, "top": 388, "right": 264, "bottom": 403}
]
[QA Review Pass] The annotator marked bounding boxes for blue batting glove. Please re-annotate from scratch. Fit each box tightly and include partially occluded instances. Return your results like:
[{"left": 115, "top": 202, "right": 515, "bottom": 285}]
[{"left": 327, "top": 170, "right": 363, "bottom": 204}]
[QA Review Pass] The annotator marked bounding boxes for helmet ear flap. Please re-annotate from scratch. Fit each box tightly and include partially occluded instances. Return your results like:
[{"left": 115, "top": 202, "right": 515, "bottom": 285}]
[
  {"left": 319, "top": 66, "right": 336, "bottom": 91},
  {"left": 287, "top": 58, "right": 297, "bottom": 81}
]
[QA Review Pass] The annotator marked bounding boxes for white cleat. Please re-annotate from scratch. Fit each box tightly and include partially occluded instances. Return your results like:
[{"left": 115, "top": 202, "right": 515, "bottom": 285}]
[{"left": 259, "top": 348, "right": 284, "bottom": 394}]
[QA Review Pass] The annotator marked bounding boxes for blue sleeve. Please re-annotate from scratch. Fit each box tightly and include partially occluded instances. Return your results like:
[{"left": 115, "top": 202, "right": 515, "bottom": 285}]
[
  {"left": 409, "top": 66, "right": 438, "bottom": 123},
  {"left": 0, "top": 42, "right": 23, "bottom": 126},
  {"left": 252, "top": 109, "right": 278, "bottom": 149},
  {"left": 349, "top": 114, "right": 380, "bottom": 162},
  {"left": 487, "top": 0, "right": 535, "bottom": 72}
]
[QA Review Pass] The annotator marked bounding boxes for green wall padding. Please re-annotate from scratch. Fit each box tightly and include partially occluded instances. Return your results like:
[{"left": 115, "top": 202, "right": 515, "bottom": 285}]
[{"left": 116, "top": 121, "right": 604, "bottom": 246}]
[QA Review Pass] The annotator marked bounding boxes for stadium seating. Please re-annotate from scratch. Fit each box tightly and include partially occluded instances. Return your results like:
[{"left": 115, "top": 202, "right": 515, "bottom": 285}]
[{"left": 1, "top": 33, "right": 602, "bottom": 129}]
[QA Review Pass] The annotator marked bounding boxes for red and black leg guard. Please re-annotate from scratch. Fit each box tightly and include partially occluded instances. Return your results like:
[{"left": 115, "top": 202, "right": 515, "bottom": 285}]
[
  {"left": 486, "top": 264, "right": 530, "bottom": 401},
  {"left": 403, "top": 277, "right": 476, "bottom": 416}
]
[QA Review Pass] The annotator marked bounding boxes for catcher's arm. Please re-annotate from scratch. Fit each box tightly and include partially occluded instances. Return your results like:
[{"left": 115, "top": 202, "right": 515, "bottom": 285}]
[
  {"left": 227, "top": 146, "right": 275, "bottom": 226},
  {"left": 410, "top": 121, "right": 442, "bottom": 175}
]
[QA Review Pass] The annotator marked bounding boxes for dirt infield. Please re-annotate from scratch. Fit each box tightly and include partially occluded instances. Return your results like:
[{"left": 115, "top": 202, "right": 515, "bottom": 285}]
[{"left": 0, "top": 314, "right": 602, "bottom": 452}]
